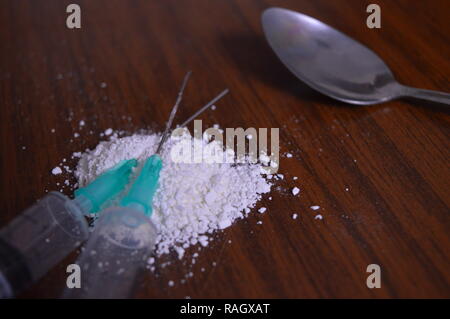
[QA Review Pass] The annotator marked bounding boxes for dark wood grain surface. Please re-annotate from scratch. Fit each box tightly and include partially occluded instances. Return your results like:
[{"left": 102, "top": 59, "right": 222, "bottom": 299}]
[{"left": 1, "top": 0, "right": 449, "bottom": 298}]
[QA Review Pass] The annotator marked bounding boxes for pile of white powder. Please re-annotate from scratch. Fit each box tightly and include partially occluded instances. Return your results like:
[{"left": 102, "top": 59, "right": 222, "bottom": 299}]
[{"left": 74, "top": 132, "right": 273, "bottom": 259}]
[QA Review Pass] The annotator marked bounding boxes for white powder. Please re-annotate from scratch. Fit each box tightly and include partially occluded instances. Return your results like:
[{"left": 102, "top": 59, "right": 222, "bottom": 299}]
[
  {"left": 258, "top": 207, "right": 267, "bottom": 214},
  {"left": 52, "top": 166, "right": 62, "bottom": 175},
  {"left": 292, "top": 187, "right": 300, "bottom": 196},
  {"left": 75, "top": 132, "right": 272, "bottom": 258},
  {"left": 310, "top": 205, "right": 320, "bottom": 210}
]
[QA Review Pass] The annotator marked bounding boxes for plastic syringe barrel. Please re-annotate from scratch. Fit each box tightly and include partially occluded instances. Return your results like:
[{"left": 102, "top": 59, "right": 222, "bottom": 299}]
[
  {"left": 0, "top": 192, "right": 89, "bottom": 298},
  {"left": 61, "top": 206, "right": 157, "bottom": 299}
]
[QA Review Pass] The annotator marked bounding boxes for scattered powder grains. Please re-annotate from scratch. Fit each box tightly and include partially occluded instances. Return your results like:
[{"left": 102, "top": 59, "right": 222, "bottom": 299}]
[
  {"left": 51, "top": 123, "right": 318, "bottom": 278},
  {"left": 41, "top": 109, "right": 338, "bottom": 291},
  {"left": 51, "top": 166, "right": 62, "bottom": 175}
]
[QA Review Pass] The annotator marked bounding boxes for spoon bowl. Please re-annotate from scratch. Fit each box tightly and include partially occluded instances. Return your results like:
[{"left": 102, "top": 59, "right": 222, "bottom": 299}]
[{"left": 261, "top": 7, "right": 450, "bottom": 105}]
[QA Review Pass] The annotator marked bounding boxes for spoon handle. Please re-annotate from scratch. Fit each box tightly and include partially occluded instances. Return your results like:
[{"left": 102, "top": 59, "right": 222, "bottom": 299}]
[{"left": 402, "top": 86, "right": 450, "bottom": 105}]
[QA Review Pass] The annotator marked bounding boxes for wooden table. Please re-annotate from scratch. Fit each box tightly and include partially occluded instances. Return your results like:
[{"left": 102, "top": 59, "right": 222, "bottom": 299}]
[{"left": 1, "top": 0, "right": 448, "bottom": 298}]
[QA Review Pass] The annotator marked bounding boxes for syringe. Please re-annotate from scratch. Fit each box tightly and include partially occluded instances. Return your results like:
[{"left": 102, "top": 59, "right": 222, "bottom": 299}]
[
  {"left": 62, "top": 83, "right": 229, "bottom": 298},
  {"left": 0, "top": 159, "right": 137, "bottom": 298}
]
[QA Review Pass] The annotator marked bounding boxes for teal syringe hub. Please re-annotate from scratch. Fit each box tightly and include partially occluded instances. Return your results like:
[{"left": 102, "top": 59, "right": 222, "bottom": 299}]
[
  {"left": 75, "top": 159, "right": 138, "bottom": 213},
  {"left": 120, "top": 154, "right": 163, "bottom": 216}
]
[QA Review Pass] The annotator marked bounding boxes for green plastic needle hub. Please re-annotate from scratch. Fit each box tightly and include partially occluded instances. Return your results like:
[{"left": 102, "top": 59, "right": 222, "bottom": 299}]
[
  {"left": 120, "top": 154, "right": 163, "bottom": 216},
  {"left": 75, "top": 159, "right": 138, "bottom": 213}
]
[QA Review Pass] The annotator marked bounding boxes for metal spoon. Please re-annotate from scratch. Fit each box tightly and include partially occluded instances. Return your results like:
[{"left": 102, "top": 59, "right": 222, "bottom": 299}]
[{"left": 261, "top": 7, "right": 450, "bottom": 105}]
